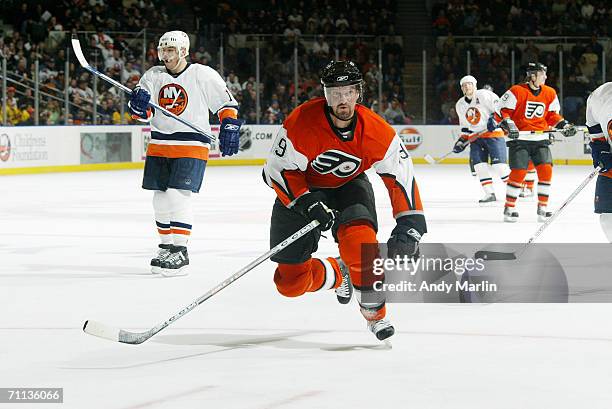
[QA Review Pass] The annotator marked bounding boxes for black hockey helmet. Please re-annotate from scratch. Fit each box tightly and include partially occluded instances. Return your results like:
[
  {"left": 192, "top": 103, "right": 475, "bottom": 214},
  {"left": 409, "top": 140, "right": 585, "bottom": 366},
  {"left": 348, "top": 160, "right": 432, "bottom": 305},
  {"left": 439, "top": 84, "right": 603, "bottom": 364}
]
[
  {"left": 320, "top": 60, "right": 363, "bottom": 88},
  {"left": 526, "top": 62, "right": 547, "bottom": 75}
]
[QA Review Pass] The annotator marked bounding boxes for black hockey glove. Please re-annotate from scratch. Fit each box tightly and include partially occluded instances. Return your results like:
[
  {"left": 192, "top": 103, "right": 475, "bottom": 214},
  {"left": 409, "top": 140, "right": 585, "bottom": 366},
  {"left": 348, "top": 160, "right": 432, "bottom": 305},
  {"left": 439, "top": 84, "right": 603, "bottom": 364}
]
[
  {"left": 499, "top": 118, "right": 519, "bottom": 139},
  {"left": 556, "top": 120, "right": 577, "bottom": 137},
  {"left": 294, "top": 191, "right": 335, "bottom": 231},
  {"left": 387, "top": 218, "right": 422, "bottom": 260},
  {"left": 453, "top": 136, "right": 469, "bottom": 153},
  {"left": 590, "top": 140, "right": 612, "bottom": 173}
]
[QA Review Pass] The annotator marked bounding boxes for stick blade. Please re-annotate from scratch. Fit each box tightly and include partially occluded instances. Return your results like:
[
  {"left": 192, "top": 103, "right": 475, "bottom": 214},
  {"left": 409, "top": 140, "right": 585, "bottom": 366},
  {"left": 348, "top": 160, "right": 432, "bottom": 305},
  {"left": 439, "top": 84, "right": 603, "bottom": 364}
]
[
  {"left": 83, "top": 320, "right": 120, "bottom": 342},
  {"left": 424, "top": 154, "right": 436, "bottom": 164},
  {"left": 70, "top": 36, "right": 90, "bottom": 68}
]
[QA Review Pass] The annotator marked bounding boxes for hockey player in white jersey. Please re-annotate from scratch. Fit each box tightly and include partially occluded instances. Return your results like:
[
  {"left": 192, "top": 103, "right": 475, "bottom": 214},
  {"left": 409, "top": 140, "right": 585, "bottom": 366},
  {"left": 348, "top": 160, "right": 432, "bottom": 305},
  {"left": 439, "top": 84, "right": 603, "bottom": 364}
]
[
  {"left": 587, "top": 82, "right": 612, "bottom": 242},
  {"left": 453, "top": 76, "right": 510, "bottom": 204},
  {"left": 128, "top": 31, "right": 243, "bottom": 276}
]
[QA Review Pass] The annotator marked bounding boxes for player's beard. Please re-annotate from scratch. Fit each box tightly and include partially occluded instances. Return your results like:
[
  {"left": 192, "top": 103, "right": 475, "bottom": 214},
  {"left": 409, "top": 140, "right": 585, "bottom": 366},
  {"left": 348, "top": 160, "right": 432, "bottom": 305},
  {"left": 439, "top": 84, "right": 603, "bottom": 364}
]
[{"left": 332, "top": 103, "right": 354, "bottom": 121}]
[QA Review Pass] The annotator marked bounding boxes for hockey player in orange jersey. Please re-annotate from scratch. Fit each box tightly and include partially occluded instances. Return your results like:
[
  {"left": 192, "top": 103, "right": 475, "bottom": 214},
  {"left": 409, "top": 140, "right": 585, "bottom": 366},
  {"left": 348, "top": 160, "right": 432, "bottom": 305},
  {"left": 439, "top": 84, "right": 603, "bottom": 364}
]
[
  {"left": 262, "top": 61, "right": 427, "bottom": 340},
  {"left": 492, "top": 62, "right": 577, "bottom": 222}
]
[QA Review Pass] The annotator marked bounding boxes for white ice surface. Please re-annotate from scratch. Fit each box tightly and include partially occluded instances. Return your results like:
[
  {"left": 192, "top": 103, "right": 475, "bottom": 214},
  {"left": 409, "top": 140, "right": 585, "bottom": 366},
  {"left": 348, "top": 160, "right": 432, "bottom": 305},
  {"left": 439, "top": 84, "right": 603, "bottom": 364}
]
[{"left": 1, "top": 165, "right": 611, "bottom": 409}]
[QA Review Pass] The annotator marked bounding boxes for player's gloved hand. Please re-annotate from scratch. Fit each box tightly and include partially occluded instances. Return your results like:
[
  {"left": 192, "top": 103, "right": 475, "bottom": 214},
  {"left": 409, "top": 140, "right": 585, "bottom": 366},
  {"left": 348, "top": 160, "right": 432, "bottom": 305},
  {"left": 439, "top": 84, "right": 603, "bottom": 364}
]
[
  {"left": 556, "top": 120, "right": 577, "bottom": 137},
  {"left": 452, "top": 136, "right": 469, "bottom": 153},
  {"left": 219, "top": 117, "right": 243, "bottom": 157},
  {"left": 499, "top": 118, "right": 519, "bottom": 139},
  {"left": 294, "top": 191, "right": 335, "bottom": 231},
  {"left": 128, "top": 87, "right": 151, "bottom": 120},
  {"left": 387, "top": 218, "right": 422, "bottom": 260},
  {"left": 589, "top": 140, "right": 612, "bottom": 173},
  {"left": 486, "top": 114, "right": 499, "bottom": 132}
]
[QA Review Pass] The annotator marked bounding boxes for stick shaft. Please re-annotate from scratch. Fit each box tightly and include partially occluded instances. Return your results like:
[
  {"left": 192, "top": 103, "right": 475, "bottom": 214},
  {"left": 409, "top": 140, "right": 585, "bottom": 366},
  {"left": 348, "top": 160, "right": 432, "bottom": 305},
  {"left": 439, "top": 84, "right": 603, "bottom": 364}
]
[
  {"left": 116, "top": 220, "right": 320, "bottom": 343},
  {"left": 71, "top": 37, "right": 216, "bottom": 141},
  {"left": 433, "top": 131, "right": 485, "bottom": 164},
  {"left": 526, "top": 167, "right": 601, "bottom": 245}
]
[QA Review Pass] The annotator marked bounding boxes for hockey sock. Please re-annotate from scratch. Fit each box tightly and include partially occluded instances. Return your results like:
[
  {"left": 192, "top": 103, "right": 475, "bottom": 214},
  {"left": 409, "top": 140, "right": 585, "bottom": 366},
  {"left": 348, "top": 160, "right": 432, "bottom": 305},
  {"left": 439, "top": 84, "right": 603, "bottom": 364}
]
[
  {"left": 505, "top": 168, "right": 528, "bottom": 207},
  {"left": 474, "top": 163, "right": 494, "bottom": 194},
  {"left": 600, "top": 214, "right": 612, "bottom": 243},
  {"left": 492, "top": 163, "right": 510, "bottom": 183},
  {"left": 525, "top": 162, "right": 536, "bottom": 190},
  {"left": 273, "top": 258, "right": 340, "bottom": 297},
  {"left": 535, "top": 163, "right": 553, "bottom": 207},
  {"left": 153, "top": 191, "right": 172, "bottom": 245},
  {"left": 166, "top": 188, "right": 193, "bottom": 247},
  {"left": 337, "top": 221, "right": 385, "bottom": 319}
]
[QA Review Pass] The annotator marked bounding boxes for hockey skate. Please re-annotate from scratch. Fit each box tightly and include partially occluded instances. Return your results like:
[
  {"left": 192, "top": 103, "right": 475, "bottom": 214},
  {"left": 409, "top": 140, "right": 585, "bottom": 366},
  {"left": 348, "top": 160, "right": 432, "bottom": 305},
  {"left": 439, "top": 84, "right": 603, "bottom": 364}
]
[
  {"left": 367, "top": 318, "right": 395, "bottom": 341},
  {"left": 150, "top": 244, "right": 173, "bottom": 274},
  {"left": 160, "top": 246, "right": 189, "bottom": 277},
  {"left": 478, "top": 193, "right": 496, "bottom": 205},
  {"left": 334, "top": 257, "right": 353, "bottom": 304},
  {"left": 503, "top": 206, "right": 519, "bottom": 223},
  {"left": 537, "top": 205, "right": 552, "bottom": 222}
]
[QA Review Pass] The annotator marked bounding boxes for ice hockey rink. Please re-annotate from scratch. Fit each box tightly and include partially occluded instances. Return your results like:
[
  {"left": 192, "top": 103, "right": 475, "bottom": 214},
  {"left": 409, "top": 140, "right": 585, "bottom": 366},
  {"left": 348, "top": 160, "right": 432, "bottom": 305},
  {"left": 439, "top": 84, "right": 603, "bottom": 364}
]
[{"left": 2, "top": 164, "right": 612, "bottom": 409}]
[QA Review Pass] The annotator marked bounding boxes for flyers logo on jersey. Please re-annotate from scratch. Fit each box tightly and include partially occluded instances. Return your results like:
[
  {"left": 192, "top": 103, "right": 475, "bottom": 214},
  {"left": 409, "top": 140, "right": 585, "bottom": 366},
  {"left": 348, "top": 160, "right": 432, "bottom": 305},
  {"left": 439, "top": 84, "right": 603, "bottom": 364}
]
[
  {"left": 608, "top": 119, "right": 612, "bottom": 139},
  {"left": 311, "top": 150, "right": 362, "bottom": 177},
  {"left": 466, "top": 107, "right": 481, "bottom": 125},
  {"left": 525, "top": 101, "right": 546, "bottom": 119},
  {"left": 158, "top": 84, "right": 188, "bottom": 116}
]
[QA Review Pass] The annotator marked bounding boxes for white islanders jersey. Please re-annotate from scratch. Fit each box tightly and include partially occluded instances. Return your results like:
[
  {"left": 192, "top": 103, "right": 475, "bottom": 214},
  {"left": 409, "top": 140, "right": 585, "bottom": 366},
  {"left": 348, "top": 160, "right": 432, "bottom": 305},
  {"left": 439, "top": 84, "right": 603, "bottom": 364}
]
[
  {"left": 138, "top": 63, "right": 238, "bottom": 160},
  {"left": 587, "top": 82, "right": 612, "bottom": 143},
  {"left": 455, "top": 89, "right": 503, "bottom": 137}
]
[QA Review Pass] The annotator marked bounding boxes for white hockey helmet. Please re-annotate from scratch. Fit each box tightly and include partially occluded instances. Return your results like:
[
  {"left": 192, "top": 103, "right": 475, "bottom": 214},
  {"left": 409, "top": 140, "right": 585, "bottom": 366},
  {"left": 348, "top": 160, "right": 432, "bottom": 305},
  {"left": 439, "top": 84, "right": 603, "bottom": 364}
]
[
  {"left": 459, "top": 75, "right": 477, "bottom": 87},
  {"left": 157, "top": 31, "right": 190, "bottom": 61}
]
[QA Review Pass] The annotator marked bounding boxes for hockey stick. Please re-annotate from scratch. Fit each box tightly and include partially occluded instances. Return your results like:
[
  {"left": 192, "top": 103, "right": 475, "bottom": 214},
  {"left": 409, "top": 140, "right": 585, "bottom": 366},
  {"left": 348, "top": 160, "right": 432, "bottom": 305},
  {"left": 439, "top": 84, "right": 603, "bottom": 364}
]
[
  {"left": 517, "top": 126, "right": 588, "bottom": 136},
  {"left": 475, "top": 166, "right": 602, "bottom": 260},
  {"left": 83, "top": 220, "right": 320, "bottom": 344},
  {"left": 424, "top": 131, "right": 485, "bottom": 164},
  {"left": 70, "top": 35, "right": 216, "bottom": 142}
]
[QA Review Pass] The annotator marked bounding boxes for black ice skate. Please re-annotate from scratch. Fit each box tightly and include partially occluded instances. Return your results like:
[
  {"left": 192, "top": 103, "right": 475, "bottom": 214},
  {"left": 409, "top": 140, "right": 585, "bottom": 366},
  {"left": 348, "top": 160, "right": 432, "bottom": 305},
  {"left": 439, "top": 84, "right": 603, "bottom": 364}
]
[
  {"left": 334, "top": 257, "right": 353, "bottom": 304},
  {"left": 503, "top": 206, "right": 519, "bottom": 223},
  {"left": 150, "top": 244, "right": 173, "bottom": 274},
  {"left": 537, "top": 205, "right": 552, "bottom": 222},
  {"left": 160, "top": 246, "right": 189, "bottom": 277},
  {"left": 479, "top": 193, "right": 496, "bottom": 205},
  {"left": 367, "top": 318, "right": 395, "bottom": 341}
]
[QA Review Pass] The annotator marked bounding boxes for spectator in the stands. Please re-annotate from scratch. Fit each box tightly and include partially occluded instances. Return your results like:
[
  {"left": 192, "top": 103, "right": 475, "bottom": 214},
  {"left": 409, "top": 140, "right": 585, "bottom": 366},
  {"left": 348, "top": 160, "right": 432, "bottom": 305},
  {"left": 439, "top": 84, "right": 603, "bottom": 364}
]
[
  {"left": 439, "top": 106, "right": 459, "bottom": 125},
  {"left": 383, "top": 98, "right": 407, "bottom": 125},
  {"left": 226, "top": 71, "right": 242, "bottom": 96}
]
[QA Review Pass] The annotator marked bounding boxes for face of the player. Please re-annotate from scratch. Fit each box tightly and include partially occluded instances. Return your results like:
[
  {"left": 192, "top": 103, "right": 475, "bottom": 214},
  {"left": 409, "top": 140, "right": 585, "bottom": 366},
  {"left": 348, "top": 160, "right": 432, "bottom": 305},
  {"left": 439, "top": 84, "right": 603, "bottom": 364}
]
[
  {"left": 531, "top": 70, "right": 547, "bottom": 87},
  {"left": 461, "top": 82, "right": 475, "bottom": 98},
  {"left": 325, "top": 85, "right": 359, "bottom": 121},
  {"left": 158, "top": 46, "right": 183, "bottom": 71}
]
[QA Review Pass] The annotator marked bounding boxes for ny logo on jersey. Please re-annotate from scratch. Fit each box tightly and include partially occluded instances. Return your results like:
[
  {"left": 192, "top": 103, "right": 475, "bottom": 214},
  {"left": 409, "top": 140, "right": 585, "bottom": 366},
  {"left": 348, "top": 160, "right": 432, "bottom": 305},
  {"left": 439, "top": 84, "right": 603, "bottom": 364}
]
[
  {"left": 158, "top": 83, "right": 188, "bottom": 116},
  {"left": 466, "top": 107, "right": 481, "bottom": 125},
  {"left": 525, "top": 101, "right": 546, "bottom": 119},
  {"left": 311, "top": 150, "right": 362, "bottom": 178}
]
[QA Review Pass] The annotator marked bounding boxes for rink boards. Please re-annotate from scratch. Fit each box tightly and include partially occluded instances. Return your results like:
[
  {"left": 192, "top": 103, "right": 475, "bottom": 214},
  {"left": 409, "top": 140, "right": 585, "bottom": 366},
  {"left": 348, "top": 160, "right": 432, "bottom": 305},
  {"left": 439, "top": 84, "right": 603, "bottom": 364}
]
[{"left": 0, "top": 124, "right": 593, "bottom": 175}]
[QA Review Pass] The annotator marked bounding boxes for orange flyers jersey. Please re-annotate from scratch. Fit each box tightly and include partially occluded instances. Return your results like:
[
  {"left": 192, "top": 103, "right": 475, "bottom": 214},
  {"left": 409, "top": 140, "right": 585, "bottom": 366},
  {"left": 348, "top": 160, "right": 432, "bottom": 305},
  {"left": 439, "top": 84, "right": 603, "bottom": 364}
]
[
  {"left": 455, "top": 89, "right": 504, "bottom": 138},
  {"left": 138, "top": 63, "right": 238, "bottom": 160},
  {"left": 263, "top": 98, "right": 425, "bottom": 223},
  {"left": 497, "top": 83, "right": 563, "bottom": 141},
  {"left": 587, "top": 82, "right": 612, "bottom": 178}
]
